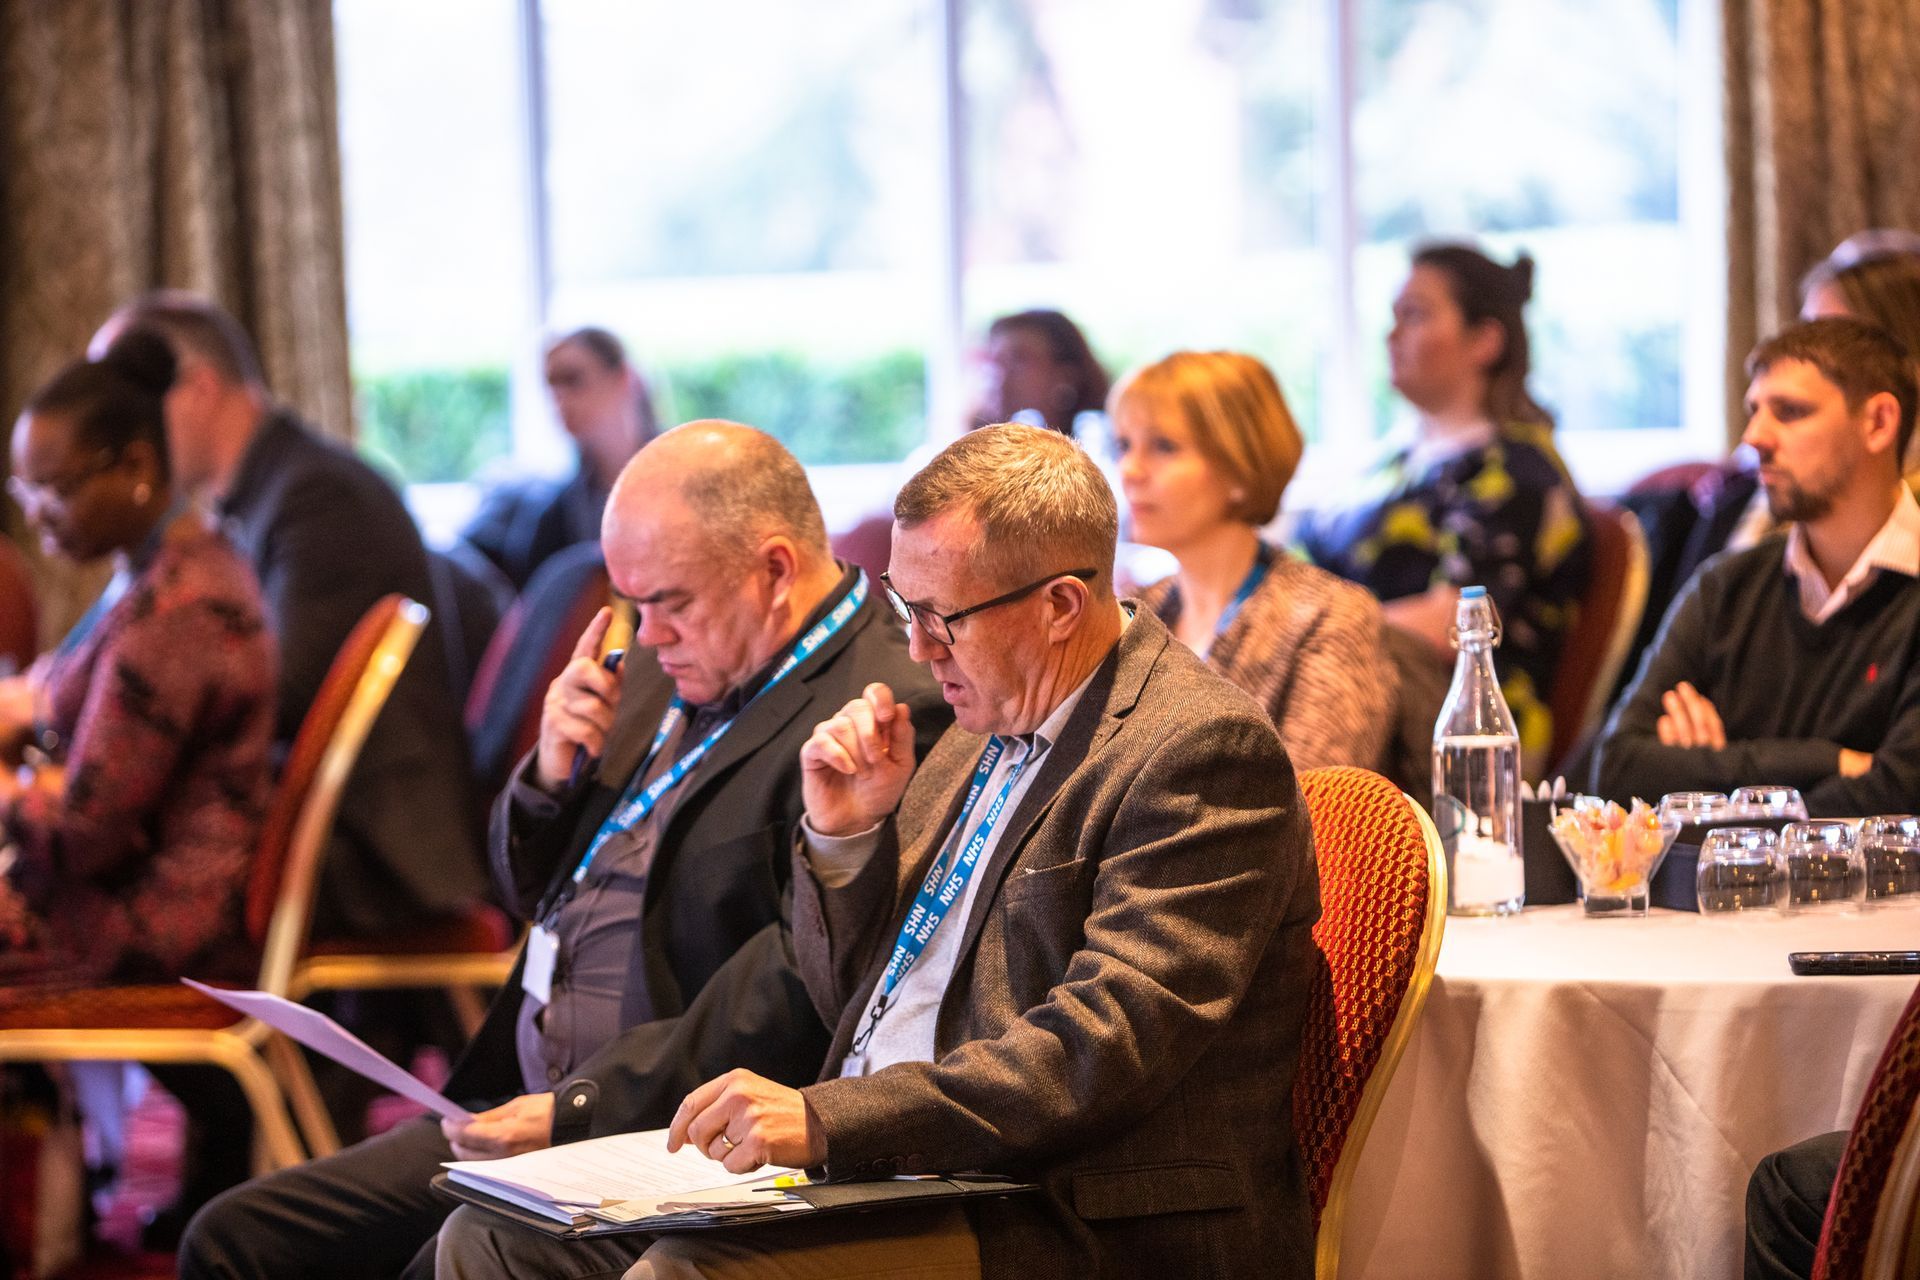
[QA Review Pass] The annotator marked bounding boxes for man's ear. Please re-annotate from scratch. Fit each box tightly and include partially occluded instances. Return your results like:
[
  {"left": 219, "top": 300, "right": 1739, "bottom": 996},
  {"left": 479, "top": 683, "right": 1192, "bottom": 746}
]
[
  {"left": 758, "top": 535, "right": 802, "bottom": 609},
  {"left": 1043, "top": 574, "right": 1091, "bottom": 644},
  {"left": 1861, "top": 391, "right": 1904, "bottom": 461}
]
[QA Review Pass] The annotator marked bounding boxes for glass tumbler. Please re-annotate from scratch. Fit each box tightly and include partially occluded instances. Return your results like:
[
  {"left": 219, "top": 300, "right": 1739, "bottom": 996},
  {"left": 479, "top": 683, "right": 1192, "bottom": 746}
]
[
  {"left": 1780, "top": 821, "right": 1864, "bottom": 909},
  {"left": 1860, "top": 816, "right": 1920, "bottom": 903},
  {"left": 1660, "top": 792, "right": 1734, "bottom": 825},
  {"left": 1729, "top": 786, "right": 1808, "bottom": 821},
  {"left": 1696, "top": 826, "right": 1784, "bottom": 913}
]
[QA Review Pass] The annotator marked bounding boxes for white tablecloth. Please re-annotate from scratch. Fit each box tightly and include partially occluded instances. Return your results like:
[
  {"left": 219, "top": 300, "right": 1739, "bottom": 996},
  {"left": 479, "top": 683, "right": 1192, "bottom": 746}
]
[{"left": 1338, "top": 902, "right": 1920, "bottom": 1280}]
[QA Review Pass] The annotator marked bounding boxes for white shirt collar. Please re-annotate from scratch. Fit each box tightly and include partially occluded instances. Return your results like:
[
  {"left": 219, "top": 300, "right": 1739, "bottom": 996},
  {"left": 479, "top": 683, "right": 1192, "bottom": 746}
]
[{"left": 1783, "top": 484, "right": 1920, "bottom": 622}]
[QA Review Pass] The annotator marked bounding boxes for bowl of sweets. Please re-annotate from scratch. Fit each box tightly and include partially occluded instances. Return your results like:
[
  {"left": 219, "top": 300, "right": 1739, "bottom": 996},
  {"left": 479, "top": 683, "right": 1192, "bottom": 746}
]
[{"left": 1548, "top": 796, "right": 1682, "bottom": 917}]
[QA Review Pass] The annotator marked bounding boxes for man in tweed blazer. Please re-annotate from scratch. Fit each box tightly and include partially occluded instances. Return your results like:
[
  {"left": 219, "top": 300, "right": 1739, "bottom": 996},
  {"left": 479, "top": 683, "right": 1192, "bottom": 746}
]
[{"left": 434, "top": 424, "right": 1320, "bottom": 1279}]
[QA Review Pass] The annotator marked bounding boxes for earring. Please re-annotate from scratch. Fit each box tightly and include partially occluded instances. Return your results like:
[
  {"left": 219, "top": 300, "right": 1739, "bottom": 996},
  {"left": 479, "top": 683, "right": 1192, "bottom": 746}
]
[{"left": 133, "top": 482, "right": 152, "bottom": 506}]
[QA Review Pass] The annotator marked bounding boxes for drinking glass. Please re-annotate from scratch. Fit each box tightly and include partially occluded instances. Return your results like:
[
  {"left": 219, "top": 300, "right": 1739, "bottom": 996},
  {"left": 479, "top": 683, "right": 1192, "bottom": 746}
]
[
  {"left": 1696, "top": 826, "right": 1783, "bottom": 913},
  {"left": 1780, "top": 821, "right": 1864, "bottom": 910},
  {"left": 1860, "top": 816, "right": 1920, "bottom": 903},
  {"left": 1660, "top": 792, "right": 1733, "bottom": 825},
  {"left": 1729, "top": 786, "right": 1808, "bottom": 821}
]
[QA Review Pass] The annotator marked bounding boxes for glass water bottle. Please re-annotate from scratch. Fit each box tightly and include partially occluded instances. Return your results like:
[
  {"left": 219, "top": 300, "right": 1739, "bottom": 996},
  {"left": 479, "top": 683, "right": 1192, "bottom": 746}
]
[{"left": 1432, "top": 586, "right": 1525, "bottom": 916}]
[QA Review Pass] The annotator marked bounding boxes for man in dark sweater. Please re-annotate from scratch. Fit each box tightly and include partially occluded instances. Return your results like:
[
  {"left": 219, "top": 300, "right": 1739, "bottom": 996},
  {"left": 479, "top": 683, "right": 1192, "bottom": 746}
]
[{"left": 1596, "top": 316, "right": 1920, "bottom": 819}]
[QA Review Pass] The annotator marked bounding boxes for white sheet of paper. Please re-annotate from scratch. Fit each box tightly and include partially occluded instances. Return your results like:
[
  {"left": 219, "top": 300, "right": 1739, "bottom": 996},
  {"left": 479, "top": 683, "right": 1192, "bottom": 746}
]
[
  {"left": 444, "top": 1128, "right": 793, "bottom": 1215},
  {"left": 182, "top": 979, "right": 473, "bottom": 1121}
]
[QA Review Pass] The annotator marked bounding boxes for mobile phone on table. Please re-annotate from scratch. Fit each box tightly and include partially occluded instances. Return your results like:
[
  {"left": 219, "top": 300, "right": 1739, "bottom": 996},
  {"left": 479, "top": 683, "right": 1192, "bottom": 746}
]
[{"left": 1788, "top": 950, "right": 1920, "bottom": 976}]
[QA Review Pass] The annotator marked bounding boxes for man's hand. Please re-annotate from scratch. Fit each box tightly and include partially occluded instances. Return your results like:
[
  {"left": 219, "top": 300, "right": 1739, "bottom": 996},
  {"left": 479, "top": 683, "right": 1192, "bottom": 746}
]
[
  {"left": 800, "top": 683, "right": 916, "bottom": 837},
  {"left": 1655, "top": 681, "right": 1727, "bottom": 750},
  {"left": 1839, "top": 748, "right": 1873, "bottom": 778},
  {"left": 534, "top": 608, "right": 623, "bottom": 791},
  {"left": 441, "top": 1092, "right": 556, "bottom": 1161},
  {"left": 666, "top": 1069, "right": 825, "bottom": 1174}
]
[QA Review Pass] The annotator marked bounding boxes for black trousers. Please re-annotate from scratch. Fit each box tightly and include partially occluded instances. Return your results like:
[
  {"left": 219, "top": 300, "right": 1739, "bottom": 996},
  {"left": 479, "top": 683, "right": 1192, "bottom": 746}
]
[
  {"left": 1745, "top": 1129, "right": 1847, "bottom": 1280},
  {"left": 177, "top": 1115, "right": 455, "bottom": 1280}
]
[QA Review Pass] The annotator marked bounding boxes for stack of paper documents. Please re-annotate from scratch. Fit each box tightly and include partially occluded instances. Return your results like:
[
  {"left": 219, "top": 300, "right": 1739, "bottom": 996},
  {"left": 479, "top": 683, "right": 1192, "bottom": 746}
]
[{"left": 443, "top": 1130, "right": 804, "bottom": 1229}]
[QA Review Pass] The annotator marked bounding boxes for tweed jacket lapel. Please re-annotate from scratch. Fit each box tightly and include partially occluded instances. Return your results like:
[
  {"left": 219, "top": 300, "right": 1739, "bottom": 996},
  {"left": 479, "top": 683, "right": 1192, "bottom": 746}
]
[
  {"left": 945, "top": 610, "right": 1163, "bottom": 969},
  {"left": 847, "top": 611, "right": 1167, "bottom": 1029}
]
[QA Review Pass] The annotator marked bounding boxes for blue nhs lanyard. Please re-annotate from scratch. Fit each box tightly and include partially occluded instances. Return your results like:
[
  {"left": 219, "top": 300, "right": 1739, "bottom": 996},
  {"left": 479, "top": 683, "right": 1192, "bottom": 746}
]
[
  {"left": 850, "top": 734, "right": 1031, "bottom": 1053},
  {"left": 555, "top": 573, "right": 868, "bottom": 915},
  {"left": 1213, "top": 542, "right": 1276, "bottom": 639}
]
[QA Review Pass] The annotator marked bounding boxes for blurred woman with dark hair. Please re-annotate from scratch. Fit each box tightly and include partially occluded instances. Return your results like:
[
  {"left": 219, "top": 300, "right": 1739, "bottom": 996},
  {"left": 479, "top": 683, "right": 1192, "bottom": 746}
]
[
  {"left": 1298, "top": 242, "right": 1590, "bottom": 771},
  {"left": 0, "top": 329, "right": 274, "bottom": 981},
  {"left": 974, "top": 308, "right": 1111, "bottom": 437},
  {"left": 461, "top": 326, "right": 659, "bottom": 590}
]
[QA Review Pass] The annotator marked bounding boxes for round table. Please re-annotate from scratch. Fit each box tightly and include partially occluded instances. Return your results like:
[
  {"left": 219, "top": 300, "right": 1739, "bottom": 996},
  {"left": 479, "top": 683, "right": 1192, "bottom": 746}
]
[{"left": 1337, "top": 901, "right": 1920, "bottom": 1280}]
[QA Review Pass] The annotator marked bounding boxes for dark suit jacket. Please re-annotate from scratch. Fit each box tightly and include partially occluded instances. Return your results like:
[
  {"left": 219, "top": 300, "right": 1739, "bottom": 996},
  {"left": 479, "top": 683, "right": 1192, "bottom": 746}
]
[
  {"left": 460, "top": 466, "right": 604, "bottom": 591},
  {"left": 795, "top": 608, "right": 1321, "bottom": 1280},
  {"left": 446, "top": 577, "right": 951, "bottom": 1142},
  {"left": 217, "top": 411, "right": 486, "bottom": 935}
]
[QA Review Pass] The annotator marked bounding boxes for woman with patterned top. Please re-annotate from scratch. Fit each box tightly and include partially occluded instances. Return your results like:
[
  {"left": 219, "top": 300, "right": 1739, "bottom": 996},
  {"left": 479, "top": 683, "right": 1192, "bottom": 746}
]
[
  {"left": 1296, "top": 243, "right": 1591, "bottom": 773},
  {"left": 1113, "top": 350, "right": 1396, "bottom": 772},
  {"left": 0, "top": 329, "right": 275, "bottom": 984}
]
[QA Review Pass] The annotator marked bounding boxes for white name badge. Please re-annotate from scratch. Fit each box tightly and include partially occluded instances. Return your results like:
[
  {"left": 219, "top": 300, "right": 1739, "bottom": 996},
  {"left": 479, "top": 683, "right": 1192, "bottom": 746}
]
[{"left": 522, "top": 923, "right": 560, "bottom": 1006}]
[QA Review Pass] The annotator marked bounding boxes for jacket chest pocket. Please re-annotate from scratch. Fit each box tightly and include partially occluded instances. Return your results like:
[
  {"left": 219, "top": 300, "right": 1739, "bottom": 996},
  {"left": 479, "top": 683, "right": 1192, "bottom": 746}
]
[{"left": 999, "top": 856, "right": 1094, "bottom": 906}]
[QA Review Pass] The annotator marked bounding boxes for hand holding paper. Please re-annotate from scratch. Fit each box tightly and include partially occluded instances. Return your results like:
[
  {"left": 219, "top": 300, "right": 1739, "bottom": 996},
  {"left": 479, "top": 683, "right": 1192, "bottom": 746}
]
[{"left": 444, "top": 1092, "right": 556, "bottom": 1160}]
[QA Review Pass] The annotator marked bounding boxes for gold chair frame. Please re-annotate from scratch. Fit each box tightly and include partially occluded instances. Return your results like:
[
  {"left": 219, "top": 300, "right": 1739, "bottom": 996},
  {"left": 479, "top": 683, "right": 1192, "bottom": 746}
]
[
  {"left": 1867, "top": 1097, "right": 1920, "bottom": 1280},
  {"left": 1315, "top": 795, "right": 1448, "bottom": 1280},
  {"left": 268, "top": 597, "right": 641, "bottom": 1155},
  {"left": 0, "top": 598, "right": 428, "bottom": 1171}
]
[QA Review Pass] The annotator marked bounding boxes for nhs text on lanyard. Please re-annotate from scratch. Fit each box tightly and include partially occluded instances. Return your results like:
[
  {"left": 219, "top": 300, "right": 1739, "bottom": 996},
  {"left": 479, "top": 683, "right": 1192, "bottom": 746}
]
[
  {"left": 848, "top": 735, "right": 1029, "bottom": 1054},
  {"left": 520, "top": 573, "right": 867, "bottom": 1006}
]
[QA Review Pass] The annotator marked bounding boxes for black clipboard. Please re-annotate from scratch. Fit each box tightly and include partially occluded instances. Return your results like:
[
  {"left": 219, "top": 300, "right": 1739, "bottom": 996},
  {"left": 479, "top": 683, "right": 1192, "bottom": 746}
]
[{"left": 431, "top": 1171, "right": 1035, "bottom": 1239}]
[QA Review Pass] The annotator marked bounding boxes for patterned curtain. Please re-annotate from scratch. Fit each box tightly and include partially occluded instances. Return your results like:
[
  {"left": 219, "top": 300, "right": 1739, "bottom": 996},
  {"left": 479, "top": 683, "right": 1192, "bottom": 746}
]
[
  {"left": 0, "top": 0, "right": 350, "bottom": 644},
  {"left": 1724, "top": 0, "right": 1920, "bottom": 442}
]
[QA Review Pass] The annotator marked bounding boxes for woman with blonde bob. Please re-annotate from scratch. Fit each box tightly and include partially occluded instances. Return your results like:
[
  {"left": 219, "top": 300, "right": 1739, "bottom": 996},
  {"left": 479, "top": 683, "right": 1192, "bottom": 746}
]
[{"left": 1113, "top": 350, "right": 1396, "bottom": 771}]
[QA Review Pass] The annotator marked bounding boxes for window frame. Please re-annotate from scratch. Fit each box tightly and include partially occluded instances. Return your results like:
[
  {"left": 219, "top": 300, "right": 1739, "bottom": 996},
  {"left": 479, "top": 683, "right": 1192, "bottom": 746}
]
[{"left": 420, "top": 0, "right": 1727, "bottom": 527}]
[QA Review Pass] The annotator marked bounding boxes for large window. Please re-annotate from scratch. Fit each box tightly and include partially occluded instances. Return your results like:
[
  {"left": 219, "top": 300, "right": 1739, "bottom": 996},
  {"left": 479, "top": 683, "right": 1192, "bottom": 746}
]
[
  {"left": 334, "top": 0, "right": 1721, "bottom": 527},
  {"left": 543, "top": 0, "right": 939, "bottom": 468}
]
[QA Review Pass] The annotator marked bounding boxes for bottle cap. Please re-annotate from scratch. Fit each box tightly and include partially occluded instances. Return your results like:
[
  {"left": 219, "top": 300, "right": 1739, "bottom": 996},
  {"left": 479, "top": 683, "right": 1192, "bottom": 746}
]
[{"left": 1461, "top": 585, "right": 1488, "bottom": 599}]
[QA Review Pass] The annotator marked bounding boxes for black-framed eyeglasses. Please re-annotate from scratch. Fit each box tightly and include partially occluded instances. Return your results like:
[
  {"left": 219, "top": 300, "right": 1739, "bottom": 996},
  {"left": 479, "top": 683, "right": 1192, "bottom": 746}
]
[
  {"left": 5, "top": 450, "right": 117, "bottom": 512},
  {"left": 881, "top": 567, "right": 1098, "bottom": 645}
]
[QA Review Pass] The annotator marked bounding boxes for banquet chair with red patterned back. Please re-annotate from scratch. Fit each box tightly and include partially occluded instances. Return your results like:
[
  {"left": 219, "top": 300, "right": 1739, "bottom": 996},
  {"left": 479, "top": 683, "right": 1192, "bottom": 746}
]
[
  {"left": 278, "top": 554, "right": 626, "bottom": 1155},
  {"left": 0, "top": 595, "right": 427, "bottom": 1169},
  {"left": 1292, "top": 766, "right": 1447, "bottom": 1280},
  {"left": 1812, "top": 977, "right": 1920, "bottom": 1280},
  {"left": 1545, "top": 501, "right": 1649, "bottom": 775}
]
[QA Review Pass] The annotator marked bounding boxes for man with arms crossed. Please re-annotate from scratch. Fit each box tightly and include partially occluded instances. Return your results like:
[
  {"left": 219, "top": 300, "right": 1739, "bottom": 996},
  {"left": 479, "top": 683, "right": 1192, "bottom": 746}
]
[
  {"left": 1596, "top": 316, "right": 1920, "bottom": 816},
  {"left": 181, "top": 423, "right": 948, "bottom": 1279},
  {"left": 437, "top": 424, "right": 1322, "bottom": 1279}
]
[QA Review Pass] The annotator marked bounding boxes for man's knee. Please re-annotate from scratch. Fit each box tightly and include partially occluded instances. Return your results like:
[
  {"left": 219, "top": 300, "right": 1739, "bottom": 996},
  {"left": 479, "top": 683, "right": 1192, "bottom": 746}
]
[
  {"left": 179, "top": 1179, "right": 275, "bottom": 1279},
  {"left": 1750, "top": 1130, "right": 1847, "bottom": 1222},
  {"left": 434, "top": 1206, "right": 507, "bottom": 1280}
]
